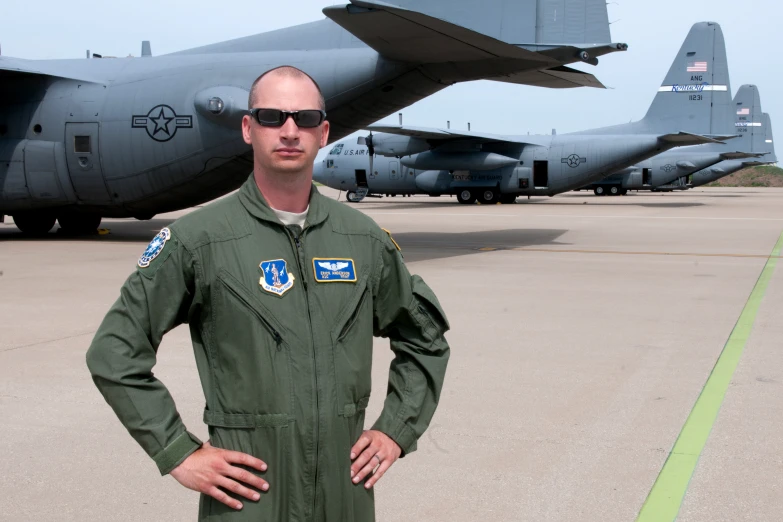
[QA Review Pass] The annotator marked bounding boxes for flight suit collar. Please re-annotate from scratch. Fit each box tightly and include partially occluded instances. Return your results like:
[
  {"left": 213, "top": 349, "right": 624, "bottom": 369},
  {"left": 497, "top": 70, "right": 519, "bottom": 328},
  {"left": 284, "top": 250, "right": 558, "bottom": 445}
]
[{"left": 238, "top": 174, "right": 329, "bottom": 229}]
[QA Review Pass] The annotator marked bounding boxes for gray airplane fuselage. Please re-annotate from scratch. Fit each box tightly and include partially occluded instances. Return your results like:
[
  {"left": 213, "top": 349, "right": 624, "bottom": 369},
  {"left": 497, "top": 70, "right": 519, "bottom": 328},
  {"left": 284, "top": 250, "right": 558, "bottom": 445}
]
[
  {"left": 1, "top": 49, "right": 416, "bottom": 218},
  {"left": 316, "top": 133, "right": 686, "bottom": 197}
]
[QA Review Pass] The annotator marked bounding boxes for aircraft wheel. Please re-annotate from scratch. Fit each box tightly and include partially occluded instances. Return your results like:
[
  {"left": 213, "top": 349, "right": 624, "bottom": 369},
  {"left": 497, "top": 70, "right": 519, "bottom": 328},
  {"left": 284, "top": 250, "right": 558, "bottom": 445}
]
[
  {"left": 479, "top": 189, "right": 498, "bottom": 204},
  {"left": 620, "top": 188, "right": 628, "bottom": 196},
  {"left": 609, "top": 186, "right": 620, "bottom": 196},
  {"left": 456, "top": 189, "right": 476, "bottom": 205},
  {"left": 499, "top": 194, "right": 517, "bottom": 204},
  {"left": 58, "top": 213, "right": 102, "bottom": 235},
  {"left": 594, "top": 186, "right": 605, "bottom": 196},
  {"left": 346, "top": 191, "right": 362, "bottom": 203},
  {"left": 13, "top": 212, "right": 56, "bottom": 236}
]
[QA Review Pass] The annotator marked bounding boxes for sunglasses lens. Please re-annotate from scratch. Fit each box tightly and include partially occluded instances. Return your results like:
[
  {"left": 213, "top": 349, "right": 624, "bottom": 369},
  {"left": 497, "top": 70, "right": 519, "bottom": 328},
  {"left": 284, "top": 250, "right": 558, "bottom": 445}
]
[
  {"left": 255, "top": 109, "right": 284, "bottom": 126},
  {"left": 295, "top": 110, "right": 324, "bottom": 128}
]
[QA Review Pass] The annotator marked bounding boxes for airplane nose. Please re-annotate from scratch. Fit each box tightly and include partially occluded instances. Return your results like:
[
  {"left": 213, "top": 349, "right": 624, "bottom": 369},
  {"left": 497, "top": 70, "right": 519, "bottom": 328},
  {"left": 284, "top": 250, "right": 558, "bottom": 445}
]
[{"left": 313, "top": 161, "right": 326, "bottom": 183}]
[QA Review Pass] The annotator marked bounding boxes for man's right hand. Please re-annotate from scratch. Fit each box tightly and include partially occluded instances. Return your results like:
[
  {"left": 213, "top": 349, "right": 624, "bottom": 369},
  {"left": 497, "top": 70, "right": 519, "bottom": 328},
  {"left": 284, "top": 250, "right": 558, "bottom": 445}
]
[{"left": 170, "top": 441, "right": 269, "bottom": 511}]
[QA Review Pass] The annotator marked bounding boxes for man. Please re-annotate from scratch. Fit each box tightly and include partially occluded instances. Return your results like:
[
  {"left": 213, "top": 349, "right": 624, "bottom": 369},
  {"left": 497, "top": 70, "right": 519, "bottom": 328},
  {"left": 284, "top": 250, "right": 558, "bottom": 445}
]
[{"left": 86, "top": 66, "right": 450, "bottom": 521}]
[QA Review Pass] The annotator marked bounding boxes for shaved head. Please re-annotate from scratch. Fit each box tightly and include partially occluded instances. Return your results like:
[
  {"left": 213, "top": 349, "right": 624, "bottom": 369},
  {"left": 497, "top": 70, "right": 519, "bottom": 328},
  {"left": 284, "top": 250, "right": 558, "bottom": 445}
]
[{"left": 248, "top": 66, "right": 326, "bottom": 111}]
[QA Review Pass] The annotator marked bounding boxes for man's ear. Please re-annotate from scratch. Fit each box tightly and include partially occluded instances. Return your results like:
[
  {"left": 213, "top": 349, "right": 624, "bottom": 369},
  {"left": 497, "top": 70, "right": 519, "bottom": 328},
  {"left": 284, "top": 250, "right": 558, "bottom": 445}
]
[
  {"left": 242, "top": 115, "right": 253, "bottom": 145},
  {"left": 320, "top": 121, "right": 330, "bottom": 148}
]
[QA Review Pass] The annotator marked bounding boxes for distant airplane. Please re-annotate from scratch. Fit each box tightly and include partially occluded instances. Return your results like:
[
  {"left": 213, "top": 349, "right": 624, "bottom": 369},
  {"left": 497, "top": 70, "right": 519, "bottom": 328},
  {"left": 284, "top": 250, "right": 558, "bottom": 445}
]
[
  {"left": 583, "top": 84, "right": 773, "bottom": 194},
  {"left": 0, "top": 0, "right": 626, "bottom": 234},
  {"left": 314, "top": 22, "right": 732, "bottom": 204}
]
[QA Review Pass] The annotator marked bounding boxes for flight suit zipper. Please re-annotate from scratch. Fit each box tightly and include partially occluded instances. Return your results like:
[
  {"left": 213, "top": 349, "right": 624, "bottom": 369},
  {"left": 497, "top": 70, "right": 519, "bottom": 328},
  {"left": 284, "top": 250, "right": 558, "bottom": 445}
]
[
  {"left": 219, "top": 278, "right": 285, "bottom": 349},
  {"left": 286, "top": 225, "right": 321, "bottom": 520}
]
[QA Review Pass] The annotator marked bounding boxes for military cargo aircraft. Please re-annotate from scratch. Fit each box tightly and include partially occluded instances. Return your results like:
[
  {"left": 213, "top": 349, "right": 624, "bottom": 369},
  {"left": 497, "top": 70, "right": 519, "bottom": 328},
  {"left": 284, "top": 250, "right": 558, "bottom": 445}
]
[
  {"left": 690, "top": 110, "right": 776, "bottom": 188},
  {"left": 313, "top": 22, "right": 733, "bottom": 204},
  {"left": 0, "top": 0, "right": 627, "bottom": 234},
  {"left": 584, "top": 84, "right": 771, "bottom": 195}
]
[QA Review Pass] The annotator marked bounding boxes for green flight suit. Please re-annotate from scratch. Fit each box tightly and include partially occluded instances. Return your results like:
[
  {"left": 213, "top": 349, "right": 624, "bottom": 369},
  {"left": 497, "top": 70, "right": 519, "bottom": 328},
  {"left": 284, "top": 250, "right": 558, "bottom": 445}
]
[{"left": 86, "top": 175, "right": 450, "bottom": 521}]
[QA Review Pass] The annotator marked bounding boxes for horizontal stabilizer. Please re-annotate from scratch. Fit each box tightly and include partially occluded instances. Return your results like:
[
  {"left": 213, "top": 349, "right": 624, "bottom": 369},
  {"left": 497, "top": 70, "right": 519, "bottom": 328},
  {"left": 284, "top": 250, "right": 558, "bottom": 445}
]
[
  {"left": 657, "top": 132, "right": 726, "bottom": 146},
  {"left": 489, "top": 65, "right": 605, "bottom": 89},
  {"left": 323, "top": 2, "right": 552, "bottom": 64}
]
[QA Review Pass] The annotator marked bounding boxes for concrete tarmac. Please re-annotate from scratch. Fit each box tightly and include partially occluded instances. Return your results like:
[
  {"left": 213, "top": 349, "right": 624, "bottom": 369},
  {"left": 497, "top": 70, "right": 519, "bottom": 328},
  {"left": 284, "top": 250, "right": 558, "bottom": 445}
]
[{"left": 1, "top": 187, "right": 782, "bottom": 521}]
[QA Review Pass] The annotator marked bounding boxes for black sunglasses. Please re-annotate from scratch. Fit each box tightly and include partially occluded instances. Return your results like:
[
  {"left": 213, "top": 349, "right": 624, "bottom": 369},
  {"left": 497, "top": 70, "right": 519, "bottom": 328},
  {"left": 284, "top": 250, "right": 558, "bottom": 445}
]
[{"left": 249, "top": 108, "right": 326, "bottom": 128}]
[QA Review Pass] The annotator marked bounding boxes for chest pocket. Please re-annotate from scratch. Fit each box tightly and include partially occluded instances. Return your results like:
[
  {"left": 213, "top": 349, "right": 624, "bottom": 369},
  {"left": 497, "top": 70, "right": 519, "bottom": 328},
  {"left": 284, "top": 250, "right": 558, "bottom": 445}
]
[
  {"left": 331, "top": 274, "right": 374, "bottom": 417},
  {"left": 211, "top": 269, "right": 293, "bottom": 415}
]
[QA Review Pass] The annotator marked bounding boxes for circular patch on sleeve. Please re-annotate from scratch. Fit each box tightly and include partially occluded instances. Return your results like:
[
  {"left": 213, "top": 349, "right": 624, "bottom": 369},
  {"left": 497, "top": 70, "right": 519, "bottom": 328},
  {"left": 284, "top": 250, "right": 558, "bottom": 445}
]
[{"left": 138, "top": 227, "right": 172, "bottom": 268}]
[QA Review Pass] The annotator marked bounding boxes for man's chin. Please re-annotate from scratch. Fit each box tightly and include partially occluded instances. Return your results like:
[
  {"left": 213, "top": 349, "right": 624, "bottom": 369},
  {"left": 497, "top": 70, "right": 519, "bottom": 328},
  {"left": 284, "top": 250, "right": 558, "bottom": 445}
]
[{"left": 269, "top": 158, "right": 310, "bottom": 175}]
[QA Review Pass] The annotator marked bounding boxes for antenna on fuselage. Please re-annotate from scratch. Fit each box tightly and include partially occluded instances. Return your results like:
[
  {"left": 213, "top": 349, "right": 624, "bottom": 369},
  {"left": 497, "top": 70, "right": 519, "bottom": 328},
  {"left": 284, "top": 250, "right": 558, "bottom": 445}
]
[
  {"left": 399, "top": 113, "right": 402, "bottom": 126},
  {"left": 141, "top": 41, "right": 152, "bottom": 57},
  {"left": 468, "top": 122, "right": 471, "bottom": 131},
  {"left": 447, "top": 120, "right": 450, "bottom": 129}
]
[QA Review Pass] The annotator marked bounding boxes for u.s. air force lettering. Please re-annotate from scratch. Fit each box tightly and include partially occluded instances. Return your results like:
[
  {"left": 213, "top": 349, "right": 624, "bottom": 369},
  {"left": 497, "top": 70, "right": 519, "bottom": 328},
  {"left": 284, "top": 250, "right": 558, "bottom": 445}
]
[{"left": 132, "top": 104, "right": 193, "bottom": 142}]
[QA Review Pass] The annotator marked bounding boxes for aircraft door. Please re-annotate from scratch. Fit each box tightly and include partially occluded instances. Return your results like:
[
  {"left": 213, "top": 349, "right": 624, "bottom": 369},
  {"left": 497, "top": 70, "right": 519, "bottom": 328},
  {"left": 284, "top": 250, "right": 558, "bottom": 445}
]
[
  {"left": 642, "top": 168, "right": 652, "bottom": 185},
  {"left": 389, "top": 161, "right": 399, "bottom": 180},
  {"left": 355, "top": 169, "right": 368, "bottom": 188},
  {"left": 533, "top": 160, "right": 549, "bottom": 187},
  {"left": 64, "top": 123, "right": 112, "bottom": 204}
]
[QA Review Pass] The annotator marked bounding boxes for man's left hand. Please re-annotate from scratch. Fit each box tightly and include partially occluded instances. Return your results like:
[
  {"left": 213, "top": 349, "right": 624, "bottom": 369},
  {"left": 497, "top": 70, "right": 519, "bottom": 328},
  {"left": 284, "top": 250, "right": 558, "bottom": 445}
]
[{"left": 350, "top": 430, "right": 402, "bottom": 489}]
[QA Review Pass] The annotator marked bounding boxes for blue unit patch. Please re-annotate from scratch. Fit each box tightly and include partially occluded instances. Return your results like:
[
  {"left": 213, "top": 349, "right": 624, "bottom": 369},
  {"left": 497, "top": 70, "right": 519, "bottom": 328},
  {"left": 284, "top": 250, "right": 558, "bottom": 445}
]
[
  {"left": 313, "top": 258, "right": 357, "bottom": 283},
  {"left": 138, "top": 228, "right": 171, "bottom": 268},
  {"left": 259, "top": 259, "right": 295, "bottom": 296}
]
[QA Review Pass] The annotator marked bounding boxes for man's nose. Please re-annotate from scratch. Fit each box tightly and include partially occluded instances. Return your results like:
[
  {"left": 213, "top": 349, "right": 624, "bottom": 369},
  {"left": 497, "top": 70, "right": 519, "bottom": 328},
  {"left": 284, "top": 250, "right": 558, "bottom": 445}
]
[{"left": 279, "top": 115, "right": 300, "bottom": 139}]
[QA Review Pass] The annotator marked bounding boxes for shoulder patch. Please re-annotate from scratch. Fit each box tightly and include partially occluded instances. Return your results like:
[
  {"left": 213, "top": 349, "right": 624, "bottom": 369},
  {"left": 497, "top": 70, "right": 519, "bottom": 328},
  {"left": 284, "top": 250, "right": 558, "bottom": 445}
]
[
  {"left": 138, "top": 228, "right": 172, "bottom": 268},
  {"left": 382, "top": 228, "right": 401, "bottom": 252}
]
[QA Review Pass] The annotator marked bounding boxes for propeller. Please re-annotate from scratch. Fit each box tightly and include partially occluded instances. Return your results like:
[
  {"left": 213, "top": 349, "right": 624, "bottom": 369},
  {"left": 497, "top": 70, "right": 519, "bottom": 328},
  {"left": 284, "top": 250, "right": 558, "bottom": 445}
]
[{"left": 358, "top": 131, "right": 375, "bottom": 175}]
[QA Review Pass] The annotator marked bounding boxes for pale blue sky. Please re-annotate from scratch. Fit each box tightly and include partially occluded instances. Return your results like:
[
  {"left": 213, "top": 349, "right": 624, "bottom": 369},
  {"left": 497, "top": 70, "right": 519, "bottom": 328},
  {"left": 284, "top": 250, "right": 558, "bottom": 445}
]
[{"left": 2, "top": 0, "right": 778, "bottom": 143}]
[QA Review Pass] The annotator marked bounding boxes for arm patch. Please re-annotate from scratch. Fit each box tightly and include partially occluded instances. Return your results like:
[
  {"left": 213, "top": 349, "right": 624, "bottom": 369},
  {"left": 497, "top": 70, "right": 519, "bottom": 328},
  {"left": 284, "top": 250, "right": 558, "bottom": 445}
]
[{"left": 381, "top": 228, "right": 401, "bottom": 252}]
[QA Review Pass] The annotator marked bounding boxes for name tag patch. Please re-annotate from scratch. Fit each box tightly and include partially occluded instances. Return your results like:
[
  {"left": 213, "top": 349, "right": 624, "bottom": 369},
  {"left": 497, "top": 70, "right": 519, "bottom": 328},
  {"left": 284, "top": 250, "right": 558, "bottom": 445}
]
[{"left": 313, "top": 258, "right": 357, "bottom": 283}]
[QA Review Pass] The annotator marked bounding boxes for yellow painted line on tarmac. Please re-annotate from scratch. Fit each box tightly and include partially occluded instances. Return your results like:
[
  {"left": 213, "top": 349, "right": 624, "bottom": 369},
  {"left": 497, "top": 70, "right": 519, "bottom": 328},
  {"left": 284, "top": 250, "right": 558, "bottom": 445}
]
[{"left": 636, "top": 230, "right": 783, "bottom": 522}]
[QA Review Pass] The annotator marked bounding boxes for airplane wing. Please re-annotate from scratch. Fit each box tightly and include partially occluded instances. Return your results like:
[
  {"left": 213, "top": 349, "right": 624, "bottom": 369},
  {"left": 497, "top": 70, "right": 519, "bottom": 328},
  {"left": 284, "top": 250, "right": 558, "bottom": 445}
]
[
  {"left": 488, "top": 65, "right": 605, "bottom": 89},
  {"left": 0, "top": 57, "right": 97, "bottom": 82},
  {"left": 324, "top": 1, "right": 553, "bottom": 65},
  {"left": 366, "top": 124, "right": 526, "bottom": 145},
  {"left": 317, "top": 261, "right": 334, "bottom": 270},
  {"left": 323, "top": 1, "right": 625, "bottom": 89},
  {"left": 335, "top": 262, "right": 350, "bottom": 270},
  {"left": 657, "top": 132, "right": 728, "bottom": 146},
  {"left": 719, "top": 151, "right": 767, "bottom": 160}
]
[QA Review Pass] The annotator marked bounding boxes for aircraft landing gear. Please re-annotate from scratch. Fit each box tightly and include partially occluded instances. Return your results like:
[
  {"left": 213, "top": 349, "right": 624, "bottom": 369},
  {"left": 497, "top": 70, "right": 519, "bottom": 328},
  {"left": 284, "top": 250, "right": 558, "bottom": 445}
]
[
  {"left": 57, "top": 213, "right": 102, "bottom": 235},
  {"left": 478, "top": 189, "right": 499, "bottom": 205},
  {"left": 456, "top": 189, "right": 476, "bottom": 205},
  {"left": 12, "top": 212, "right": 56, "bottom": 236},
  {"left": 593, "top": 186, "right": 605, "bottom": 196},
  {"left": 499, "top": 194, "right": 517, "bottom": 204},
  {"left": 608, "top": 185, "right": 620, "bottom": 196}
]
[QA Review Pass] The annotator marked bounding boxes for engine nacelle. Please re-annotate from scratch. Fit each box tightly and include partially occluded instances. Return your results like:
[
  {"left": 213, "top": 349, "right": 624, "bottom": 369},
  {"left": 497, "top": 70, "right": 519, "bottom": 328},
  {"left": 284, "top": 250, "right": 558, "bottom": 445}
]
[
  {"left": 401, "top": 151, "right": 519, "bottom": 171},
  {"left": 371, "top": 135, "right": 431, "bottom": 157}
]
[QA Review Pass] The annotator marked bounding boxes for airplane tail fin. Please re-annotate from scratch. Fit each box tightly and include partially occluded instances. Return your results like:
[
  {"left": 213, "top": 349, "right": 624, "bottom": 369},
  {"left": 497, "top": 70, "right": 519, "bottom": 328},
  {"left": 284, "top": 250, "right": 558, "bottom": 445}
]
[
  {"left": 731, "top": 84, "right": 764, "bottom": 153},
  {"left": 324, "top": 0, "right": 625, "bottom": 88},
  {"left": 639, "top": 22, "right": 732, "bottom": 135}
]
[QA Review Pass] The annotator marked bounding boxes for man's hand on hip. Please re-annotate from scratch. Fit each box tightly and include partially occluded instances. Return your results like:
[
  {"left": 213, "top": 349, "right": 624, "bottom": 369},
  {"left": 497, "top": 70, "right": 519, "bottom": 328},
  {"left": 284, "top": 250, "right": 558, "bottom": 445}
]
[
  {"left": 170, "top": 442, "right": 269, "bottom": 510},
  {"left": 350, "top": 430, "right": 402, "bottom": 489}
]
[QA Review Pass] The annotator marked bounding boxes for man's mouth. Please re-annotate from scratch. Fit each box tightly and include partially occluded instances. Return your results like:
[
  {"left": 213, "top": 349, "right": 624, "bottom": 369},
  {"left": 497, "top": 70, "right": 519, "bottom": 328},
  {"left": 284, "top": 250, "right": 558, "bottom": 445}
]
[{"left": 275, "top": 148, "right": 304, "bottom": 157}]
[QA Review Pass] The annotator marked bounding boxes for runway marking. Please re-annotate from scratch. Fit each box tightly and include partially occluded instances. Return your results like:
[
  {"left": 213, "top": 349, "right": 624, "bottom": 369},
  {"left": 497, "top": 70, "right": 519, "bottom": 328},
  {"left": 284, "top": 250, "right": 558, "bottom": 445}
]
[
  {"left": 636, "top": 230, "right": 783, "bottom": 522},
  {"left": 361, "top": 211, "right": 783, "bottom": 221}
]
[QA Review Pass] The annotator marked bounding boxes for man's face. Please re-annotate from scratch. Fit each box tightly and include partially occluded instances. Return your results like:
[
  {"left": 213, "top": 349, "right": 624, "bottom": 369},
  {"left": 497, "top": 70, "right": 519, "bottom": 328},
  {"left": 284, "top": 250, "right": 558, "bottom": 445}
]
[{"left": 242, "top": 74, "right": 329, "bottom": 177}]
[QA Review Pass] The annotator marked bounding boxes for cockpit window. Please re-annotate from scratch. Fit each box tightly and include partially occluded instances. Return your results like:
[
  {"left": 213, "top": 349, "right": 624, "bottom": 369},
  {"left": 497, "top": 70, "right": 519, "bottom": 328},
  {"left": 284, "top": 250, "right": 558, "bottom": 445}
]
[{"left": 329, "top": 143, "right": 344, "bottom": 155}]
